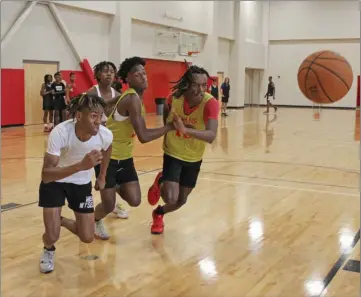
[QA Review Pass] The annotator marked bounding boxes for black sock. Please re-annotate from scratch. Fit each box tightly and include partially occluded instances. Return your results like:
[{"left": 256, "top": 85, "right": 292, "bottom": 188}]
[
  {"left": 44, "top": 245, "right": 56, "bottom": 251},
  {"left": 155, "top": 206, "right": 165, "bottom": 215}
]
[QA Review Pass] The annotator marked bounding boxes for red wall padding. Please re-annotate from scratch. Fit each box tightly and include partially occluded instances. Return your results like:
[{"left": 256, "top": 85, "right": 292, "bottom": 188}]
[
  {"left": 80, "top": 59, "right": 97, "bottom": 86},
  {"left": 61, "top": 70, "right": 91, "bottom": 94},
  {"left": 1, "top": 69, "right": 25, "bottom": 126},
  {"left": 1, "top": 58, "right": 202, "bottom": 126},
  {"left": 1, "top": 65, "right": 94, "bottom": 127},
  {"left": 143, "top": 59, "right": 188, "bottom": 113},
  {"left": 357, "top": 75, "right": 360, "bottom": 108}
]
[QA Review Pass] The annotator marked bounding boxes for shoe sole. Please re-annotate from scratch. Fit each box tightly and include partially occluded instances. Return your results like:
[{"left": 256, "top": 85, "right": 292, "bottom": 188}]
[
  {"left": 148, "top": 187, "right": 160, "bottom": 206},
  {"left": 94, "top": 234, "right": 110, "bottom": 240},
  {"left": 151, "top": 231, "right": 163, "bottom": 235},
  {"left": 40, "top": 268, "right": 54, "bottom": 274}
]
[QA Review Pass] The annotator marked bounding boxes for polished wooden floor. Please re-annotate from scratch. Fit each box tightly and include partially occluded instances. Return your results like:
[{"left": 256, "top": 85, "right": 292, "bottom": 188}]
[{"left": 1, "top": 108, "right": 360, "bottom": 297}]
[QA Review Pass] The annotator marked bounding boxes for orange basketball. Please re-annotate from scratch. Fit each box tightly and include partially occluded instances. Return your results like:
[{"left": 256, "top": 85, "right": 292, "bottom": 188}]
[{"left": 297, "top": 50, "right": 353, "bottom": 104}]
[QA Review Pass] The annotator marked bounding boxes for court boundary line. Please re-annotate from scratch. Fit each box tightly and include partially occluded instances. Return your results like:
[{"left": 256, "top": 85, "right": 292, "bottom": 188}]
[
  {"left": 200, "top": 170, "right": 359, "bottom": 190},
  {"left": 319, "top": 229, "right": 360, "bottom": 296},
  {"left": 184, "top": 175, "right": 359, "bottom": 197}
]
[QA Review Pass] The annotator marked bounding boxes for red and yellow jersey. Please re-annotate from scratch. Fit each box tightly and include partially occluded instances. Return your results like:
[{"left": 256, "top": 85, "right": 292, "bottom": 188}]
[{"left": 163, "top": 93, "right": 219, "bottom": 162}]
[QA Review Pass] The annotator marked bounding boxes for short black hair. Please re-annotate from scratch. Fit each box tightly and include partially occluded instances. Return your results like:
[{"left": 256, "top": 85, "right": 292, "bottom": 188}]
[
  {"left": 54, "top": 71, "right": 61, "bottom": 77},
  {"left": 67, "top": 93, "right": 106, "bottom": 119},
  {"left": 171, "top": 65, "right": 212, "bottom": 98},
  {"left": 117, "top": 56, "right": 146, "bottom": 84},
  {"left": 93, "top": 61, "right": 117, "bottom": 82},
  {"left": 70, "top": 72, "right": 75, "bottom": 76}
]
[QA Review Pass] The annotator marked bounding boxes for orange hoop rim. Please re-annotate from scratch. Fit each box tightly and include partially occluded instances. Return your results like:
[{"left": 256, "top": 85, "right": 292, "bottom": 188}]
[{"left": 187, "top": 51, "right": 200, "bottom": 56}]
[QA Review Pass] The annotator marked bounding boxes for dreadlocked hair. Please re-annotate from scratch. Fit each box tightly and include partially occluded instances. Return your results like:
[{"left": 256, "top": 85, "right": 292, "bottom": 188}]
[
  {"left": 44, "top": 74, "right": 52, "bottom": 83},
  {"left": 67, "top": 93, "right": 107, "bottom": 119},
  {"left": 171, "top": 65, "right": 212, "bottom": 98},
  {"left": 117, "top": 57, "right": 146, "bottom": 84},
  {"left": 93, "top": 61, "right": 117, "bottom": 81}
]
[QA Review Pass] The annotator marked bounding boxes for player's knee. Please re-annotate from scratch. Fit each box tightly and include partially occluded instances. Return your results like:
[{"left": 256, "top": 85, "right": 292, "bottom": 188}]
[
  {"left": 177, "top": 195, "right": 188, "bottom": 206},
  {"left": 128, "top": 196, "right": 141, "bottom": 207},
  {"left": 79, "top": 233, "right": 94, "bottom": 244},
  {"left": 167, "top": 194, "right": 179, "bottom": 205}
]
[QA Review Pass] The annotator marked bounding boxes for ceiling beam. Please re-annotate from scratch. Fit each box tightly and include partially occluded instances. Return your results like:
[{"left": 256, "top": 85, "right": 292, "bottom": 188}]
[
  {"left": 1, "top": 1, "right": 37, "bottom": 50},
  {"left": 47, "top": 2, "right": 82, "bottom": 63}
]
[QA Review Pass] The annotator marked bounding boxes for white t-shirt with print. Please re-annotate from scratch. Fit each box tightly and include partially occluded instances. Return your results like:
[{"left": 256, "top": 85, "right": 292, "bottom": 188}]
[{"left": 46, "top": 119, "right": 113, "bottom": 185}]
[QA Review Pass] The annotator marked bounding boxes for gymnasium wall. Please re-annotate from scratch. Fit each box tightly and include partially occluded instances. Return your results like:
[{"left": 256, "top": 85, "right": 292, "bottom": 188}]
[
  {"left": 267, "top": 1, "right": 360, "bottom": 108},
  {"left": 217, "top": 38, "right": 232, "bottom": 77},
  {"left": 1, "top": 1, "right": 110, "bottom": 126},
  {"left": 1, "top": 1, "right": 268, "bottom": 125}
]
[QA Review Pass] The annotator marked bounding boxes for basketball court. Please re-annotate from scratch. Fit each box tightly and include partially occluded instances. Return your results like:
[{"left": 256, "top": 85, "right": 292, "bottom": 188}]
[
  {"left": 1, "top": 107, "right": 359, "bottom": 297},
  {"left": 1, "top": 1, "right": 360, "bottom": 297}
]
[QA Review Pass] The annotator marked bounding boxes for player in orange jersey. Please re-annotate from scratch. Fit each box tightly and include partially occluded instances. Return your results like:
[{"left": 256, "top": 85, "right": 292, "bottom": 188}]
[{"left": 147, "top": 65, "right": 219, "bottom": 234}]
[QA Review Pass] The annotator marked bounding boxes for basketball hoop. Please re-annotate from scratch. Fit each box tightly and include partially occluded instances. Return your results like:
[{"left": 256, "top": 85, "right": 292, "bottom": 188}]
[{"left": 187, "top": 51, "right": 200, "bottom": 57}]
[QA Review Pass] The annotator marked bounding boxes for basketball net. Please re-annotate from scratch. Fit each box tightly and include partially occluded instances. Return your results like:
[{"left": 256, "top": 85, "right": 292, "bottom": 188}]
[{"left": 312, "top": 102, "right": 321, "bottom": 120}]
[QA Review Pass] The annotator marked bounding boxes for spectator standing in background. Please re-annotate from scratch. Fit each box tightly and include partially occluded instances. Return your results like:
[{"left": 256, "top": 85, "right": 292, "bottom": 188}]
[
  {"left": 66, "top": 72, "right": 81, "bottom": 104},
  {"left": 264, "top": 76, "right": 277, "bottom": 114},
  {"left": 52, "top": 72, "right": 67, "bottom": 125},
  {"left": 40, "top": 74, "right": 54, "bottom": 132},
  {"left": 220, "top": 77, "right": 230, "bottom": 116},
  {"left": 209, "top": 79, "right": 219, "bottom": 100}
]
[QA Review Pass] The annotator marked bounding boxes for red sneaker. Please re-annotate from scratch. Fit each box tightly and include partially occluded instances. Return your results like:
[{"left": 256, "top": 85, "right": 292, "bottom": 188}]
[
  {"left": 151, "top": 209, "right": 164, "bottom": 234},
  {"left": 148, "top": 172, "right": 162, "bottom": 206}
]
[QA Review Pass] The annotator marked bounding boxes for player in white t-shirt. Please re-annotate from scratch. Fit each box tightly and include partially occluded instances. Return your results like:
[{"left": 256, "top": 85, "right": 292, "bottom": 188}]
[{"left": 38, "top": 93, "right": 113, "bottom": 274}]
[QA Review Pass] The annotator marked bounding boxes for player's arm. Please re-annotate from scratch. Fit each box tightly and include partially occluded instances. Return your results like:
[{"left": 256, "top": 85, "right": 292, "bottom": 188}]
[
  {"left": 163, "top": 103, "right": 170, "bottom": 125},
  {"left": 98, "top": 145, "right": 112, "bottom": 179},
  {"left": 97, "top": 130, "right": 113, "bottom": 179},
  {"left": 273, "top": 83, "right": 276, "bottom": 99},
  {"left": 42, "top": 153, "right": 83, "bottom": 183},
  {"left": 40, "top": 83, "right": 50, "bottom": 96},
  {"left": 41, "top": 129, "right": 102, "bottom": 183},
  {"left": 124, "top": 94, "right": 173, "bottom": 143},
  {"left": 173, "top": 99, "right": 219, "bottom": 144},
  {"left": 95, "top": 136, "right": 112, "bottom": 190},
  {"left": 163, "top": 94, "right": 173, "bottom": 125},
  {"left": 65, "top": 84, "right": 71, "bottom": 103}
]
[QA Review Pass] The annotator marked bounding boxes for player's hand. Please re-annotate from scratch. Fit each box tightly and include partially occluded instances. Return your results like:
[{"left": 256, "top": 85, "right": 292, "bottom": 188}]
[
  {"left": 79, "top": 150, "right": 102, "bottom": 170},
  {"left": 95, "top": 177, "right": 106, "bottom": 191},
  {"left": 172, "top": 112, "right": 187, "bottom": 135},
  {"left": 165, "top": 122, "right": 175, "bottom": 131}
]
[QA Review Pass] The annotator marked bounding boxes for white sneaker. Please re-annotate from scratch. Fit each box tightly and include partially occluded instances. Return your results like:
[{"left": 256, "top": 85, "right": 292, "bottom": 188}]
[
  {"left": 40, "top": 248, "right": 55, "bottom": 273},
  {"left": 94, "top": 220, "right": 110, "bottom": 240},
  {"left": 112, "top": 203, "right": 129, "bottom": 219}
]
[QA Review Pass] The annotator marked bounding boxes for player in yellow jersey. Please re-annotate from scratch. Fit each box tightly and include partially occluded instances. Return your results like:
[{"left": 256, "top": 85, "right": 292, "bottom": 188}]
[
  {"left": 147, "top": 65, "right": 220, "bottom": 234},
  {"left": 93, "top": 57, "right": 174, "bottom": 239}
]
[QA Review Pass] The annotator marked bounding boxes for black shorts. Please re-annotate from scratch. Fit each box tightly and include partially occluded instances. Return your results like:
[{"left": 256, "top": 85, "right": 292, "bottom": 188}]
[
  {"left": 43, "top": 97, "right": 54, "bottom": 111},
  {"left": 222, "top": 96, "right": 229, "bottom": 103},
  {"left": 39, "top": 181, "right": 94, "bottom": 213},
  {"left": 53, "top": 97, "right": 66, "bottom": 110},
  {"left": 162, "top": 154, "right": 202, "bottom": 188},
  {"left": 94, "top": 158, "right": 139, "bottom": 189}
]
